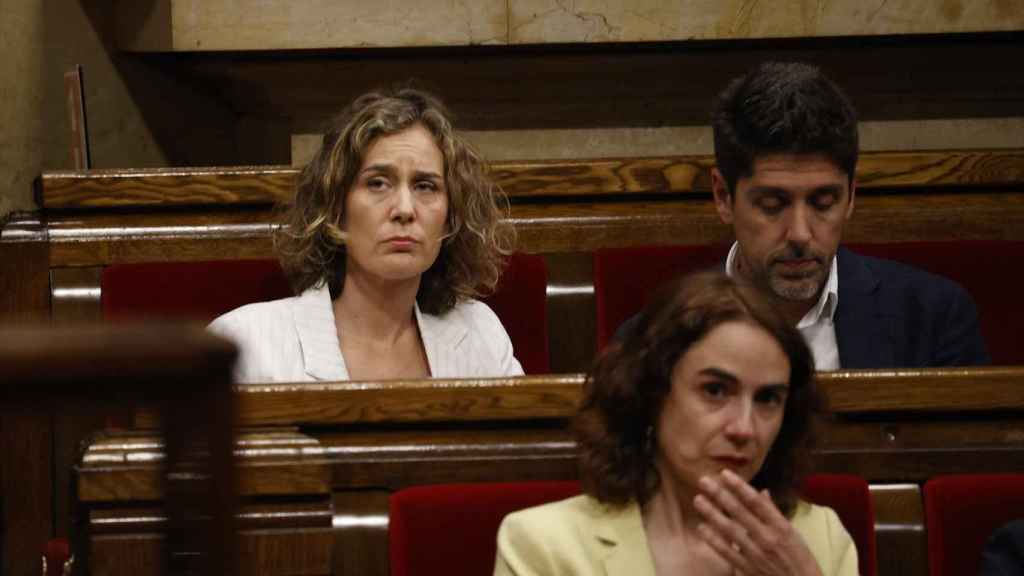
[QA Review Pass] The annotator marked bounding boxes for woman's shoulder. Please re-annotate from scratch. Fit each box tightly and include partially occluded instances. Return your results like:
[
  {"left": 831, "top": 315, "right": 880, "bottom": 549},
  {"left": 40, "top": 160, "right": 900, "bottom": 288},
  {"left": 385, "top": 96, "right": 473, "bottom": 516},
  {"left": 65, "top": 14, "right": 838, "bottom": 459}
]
[
  {"left": 791, "top": 500, "right": 859, "bottom": 576},
  {"left": 207, "top": 295, "right": 298, "bottom": 336}
]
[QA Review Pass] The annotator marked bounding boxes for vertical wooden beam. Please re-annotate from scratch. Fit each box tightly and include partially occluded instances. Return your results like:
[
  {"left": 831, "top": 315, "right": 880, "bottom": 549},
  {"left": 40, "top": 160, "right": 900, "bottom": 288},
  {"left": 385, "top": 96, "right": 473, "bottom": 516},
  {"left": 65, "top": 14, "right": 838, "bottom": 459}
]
[{"left": 0, "top": 214, "right": 49, "bottom": 322}]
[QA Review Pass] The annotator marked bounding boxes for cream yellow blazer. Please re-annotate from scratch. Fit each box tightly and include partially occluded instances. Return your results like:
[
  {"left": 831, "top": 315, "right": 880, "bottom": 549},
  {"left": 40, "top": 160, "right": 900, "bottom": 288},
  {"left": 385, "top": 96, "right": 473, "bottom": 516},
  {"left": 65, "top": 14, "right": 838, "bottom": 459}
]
[{"left": 495, "top": 494, "right": 858, "bottom": 576}]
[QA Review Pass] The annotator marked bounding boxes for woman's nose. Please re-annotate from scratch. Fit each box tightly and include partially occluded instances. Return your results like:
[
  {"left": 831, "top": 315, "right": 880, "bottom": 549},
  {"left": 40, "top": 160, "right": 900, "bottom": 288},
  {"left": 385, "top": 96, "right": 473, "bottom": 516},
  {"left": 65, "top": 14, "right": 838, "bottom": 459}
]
[
  {"left": 724, "top": 404, "right": 755, "bottom": 443},
  {"left": 391, "top": 185, "right": 415, "bottom": 222}
]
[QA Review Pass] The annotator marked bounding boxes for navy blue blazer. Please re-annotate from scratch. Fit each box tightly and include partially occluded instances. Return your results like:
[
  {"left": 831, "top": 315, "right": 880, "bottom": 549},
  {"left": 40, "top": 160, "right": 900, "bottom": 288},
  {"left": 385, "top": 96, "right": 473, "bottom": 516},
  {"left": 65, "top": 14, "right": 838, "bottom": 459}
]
[
  {"left": 833, "top": 247, "right": 989, "bottom": 368},
  {"left": 980, "top": 519, "right": 1024, "bottom": 576},
  {"left": 612, "top": 247, "right": 990, "bottom": 369}
]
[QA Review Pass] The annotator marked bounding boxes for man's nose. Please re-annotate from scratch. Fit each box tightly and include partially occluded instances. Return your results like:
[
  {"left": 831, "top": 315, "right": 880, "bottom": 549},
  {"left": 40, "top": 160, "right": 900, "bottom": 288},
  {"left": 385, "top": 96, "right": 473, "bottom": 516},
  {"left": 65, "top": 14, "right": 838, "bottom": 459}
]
[{"left": 786, "top": 205, "right": 812, "bottom": 245}]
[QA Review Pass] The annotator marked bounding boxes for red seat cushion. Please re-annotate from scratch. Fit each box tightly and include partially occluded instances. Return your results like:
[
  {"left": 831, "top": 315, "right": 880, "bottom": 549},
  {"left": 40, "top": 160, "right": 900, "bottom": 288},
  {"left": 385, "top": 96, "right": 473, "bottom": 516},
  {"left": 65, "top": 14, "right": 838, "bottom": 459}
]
[
  {"left": 387, "top": 475, "right": 873, "bottom": 576},
  {"left": 848, "top": 240, "right": 1024, "bottom": 365},
  {"left": 924, "top": 474, "right": 1024, "bottom": 576},
  {"left": 102, "top": 254, "right": 549, "bottom": 374},
  {"left": 801, "top": 474, "right": 877, "bottom": 576},
  {"left": 594, "top": 241, "right": 1024, "bottom": 364},
  {"left": 480, "top": 253, "right": 550, "bottom": 374},
  {"left": 42, "top": 537, "right": 70, "bottom": 576},
  {"left": 389, "top": 481, "right": 582, "bottom": 576},
  {"left": 593, "top": 244, "right": 731, "bottom": 350},
  {"left": 102, "top": 259, "right": 292, "bottom": 324}
]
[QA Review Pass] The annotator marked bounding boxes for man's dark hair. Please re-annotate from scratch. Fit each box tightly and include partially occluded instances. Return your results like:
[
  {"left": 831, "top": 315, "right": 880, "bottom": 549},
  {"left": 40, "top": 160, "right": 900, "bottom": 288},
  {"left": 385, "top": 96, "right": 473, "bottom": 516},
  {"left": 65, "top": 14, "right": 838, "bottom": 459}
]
[{"left": 712, "top": 61, "right": 859, "bottom": 194}]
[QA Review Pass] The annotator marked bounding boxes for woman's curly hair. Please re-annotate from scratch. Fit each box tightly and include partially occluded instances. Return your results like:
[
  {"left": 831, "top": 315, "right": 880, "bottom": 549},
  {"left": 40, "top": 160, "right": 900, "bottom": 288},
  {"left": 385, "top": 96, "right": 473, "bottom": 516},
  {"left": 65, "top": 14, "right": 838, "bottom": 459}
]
[
  {"left": 573, "top": 271, "right": 821, "bottom": 517},
  {"left": 275, "top": 87, "right": 515, "bottom": 314}
]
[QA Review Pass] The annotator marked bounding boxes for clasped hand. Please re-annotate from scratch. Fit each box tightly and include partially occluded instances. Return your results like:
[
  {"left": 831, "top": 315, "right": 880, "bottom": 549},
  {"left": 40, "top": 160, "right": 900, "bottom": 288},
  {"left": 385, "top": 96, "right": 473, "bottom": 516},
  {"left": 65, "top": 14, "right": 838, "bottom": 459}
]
[{"left": 693, "top": 469, "right": 823, "bottom": 576}]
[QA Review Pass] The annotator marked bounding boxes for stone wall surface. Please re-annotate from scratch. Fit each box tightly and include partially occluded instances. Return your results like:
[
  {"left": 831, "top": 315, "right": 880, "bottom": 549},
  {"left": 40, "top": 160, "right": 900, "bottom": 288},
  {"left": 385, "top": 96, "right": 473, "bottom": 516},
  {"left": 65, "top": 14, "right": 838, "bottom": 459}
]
[
  {"left": 0, "top": 0, "right": 44, "bottom": 220},
  {"left": 117, "top": 0, "right": 1024, "bottom": 51}
]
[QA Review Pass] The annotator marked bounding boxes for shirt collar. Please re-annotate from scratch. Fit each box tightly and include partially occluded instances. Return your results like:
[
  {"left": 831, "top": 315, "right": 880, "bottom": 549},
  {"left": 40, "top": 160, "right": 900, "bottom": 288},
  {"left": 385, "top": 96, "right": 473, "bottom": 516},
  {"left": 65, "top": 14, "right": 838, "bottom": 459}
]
[{"left": 724, "top": 241, "right": 839, "bottom": 327}]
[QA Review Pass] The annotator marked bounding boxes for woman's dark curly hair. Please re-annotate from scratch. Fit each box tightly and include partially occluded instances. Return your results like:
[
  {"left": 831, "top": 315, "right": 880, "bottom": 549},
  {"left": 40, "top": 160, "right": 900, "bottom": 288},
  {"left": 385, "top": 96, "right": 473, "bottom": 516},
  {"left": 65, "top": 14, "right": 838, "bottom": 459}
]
[
  {"left": 275, "top": 87, "right": 515, "bottom": 314},
  {"left": 574, "top": 271, "right": 820, "bottom": 516}
]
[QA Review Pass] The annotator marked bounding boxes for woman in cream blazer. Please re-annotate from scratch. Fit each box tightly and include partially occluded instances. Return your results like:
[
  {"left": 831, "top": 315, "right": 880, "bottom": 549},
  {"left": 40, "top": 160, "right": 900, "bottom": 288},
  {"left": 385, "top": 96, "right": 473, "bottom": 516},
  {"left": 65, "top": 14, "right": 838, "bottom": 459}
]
[
  {"left": 495, "top": 273, "right": 858, "bottom": 576},
  {"left": 210, "top": 88, "right": 521, "bottom": 383}
]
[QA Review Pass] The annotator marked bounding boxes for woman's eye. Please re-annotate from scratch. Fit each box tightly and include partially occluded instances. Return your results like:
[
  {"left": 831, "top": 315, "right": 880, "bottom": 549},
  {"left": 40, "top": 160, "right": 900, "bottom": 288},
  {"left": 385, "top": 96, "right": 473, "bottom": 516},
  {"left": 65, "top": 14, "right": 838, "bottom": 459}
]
[
  {"left": 703, "top": 382, "right": 726, "bottom": 398},
  {"left": 415, "top": 180, "right": 439, "bottom": 193},
  {"left": 366, "top": 177, "right": 389, "bottom": 190},
  {"left": 756, "top": 389, "right": 786, "bottom": 406}
]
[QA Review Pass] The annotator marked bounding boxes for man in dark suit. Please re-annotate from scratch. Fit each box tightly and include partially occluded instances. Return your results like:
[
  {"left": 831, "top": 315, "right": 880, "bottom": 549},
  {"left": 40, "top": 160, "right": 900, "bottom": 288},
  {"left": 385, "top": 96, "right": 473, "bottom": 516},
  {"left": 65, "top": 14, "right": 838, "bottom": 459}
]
[{"left": 705, "top": 61, "right": 988, "bottom": 369}]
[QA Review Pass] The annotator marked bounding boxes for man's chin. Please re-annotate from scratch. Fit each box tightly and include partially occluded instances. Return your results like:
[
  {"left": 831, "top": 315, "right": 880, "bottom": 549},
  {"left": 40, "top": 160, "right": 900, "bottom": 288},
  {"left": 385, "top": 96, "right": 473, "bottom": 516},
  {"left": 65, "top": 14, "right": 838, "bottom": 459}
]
[{"left": 769, "top": 276, "right": 823, "bottom": 302}]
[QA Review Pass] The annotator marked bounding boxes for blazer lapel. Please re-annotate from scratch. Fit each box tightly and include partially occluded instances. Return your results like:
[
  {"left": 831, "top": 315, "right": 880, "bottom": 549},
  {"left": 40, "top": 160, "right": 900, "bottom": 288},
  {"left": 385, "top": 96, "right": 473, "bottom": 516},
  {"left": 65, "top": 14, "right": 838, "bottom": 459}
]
[
  {"left": 291, "top": 285, "right": 349, "bottom": 380},
  {"left": 589, "top": 502, "right": 656, "bottom": 576},
  {"left": 415, "top": 304, "right": 468, "bottom": 378},
  {"left": 835, "top": 248, "right": 896, "bottom": 369}
]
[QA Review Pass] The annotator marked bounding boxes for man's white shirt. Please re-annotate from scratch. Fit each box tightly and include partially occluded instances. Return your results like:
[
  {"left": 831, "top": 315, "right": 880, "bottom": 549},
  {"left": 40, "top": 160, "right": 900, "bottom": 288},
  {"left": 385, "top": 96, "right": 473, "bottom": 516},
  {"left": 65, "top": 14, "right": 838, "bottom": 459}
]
[{"left": 725, "top": 242, "right": 840, "bottom": 371}]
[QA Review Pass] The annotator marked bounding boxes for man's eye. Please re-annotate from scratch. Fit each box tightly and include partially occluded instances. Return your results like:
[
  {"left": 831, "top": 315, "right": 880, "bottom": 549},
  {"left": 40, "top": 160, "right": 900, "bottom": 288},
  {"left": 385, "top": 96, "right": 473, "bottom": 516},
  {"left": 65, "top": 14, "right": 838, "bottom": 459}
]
[
  {"left": 811, "top": 196, "right": 837, "bottom": 211},
  {"left": 757, "top": 198, "right": 785, "bottom": 213}
]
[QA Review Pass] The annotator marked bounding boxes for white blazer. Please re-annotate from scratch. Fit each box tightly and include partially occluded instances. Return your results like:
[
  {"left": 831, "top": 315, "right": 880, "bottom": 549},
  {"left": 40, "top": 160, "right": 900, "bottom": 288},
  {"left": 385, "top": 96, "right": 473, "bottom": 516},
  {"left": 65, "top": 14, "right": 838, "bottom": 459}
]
[{"left": 208, "top": 285, "right": 524, "bottom": 383}]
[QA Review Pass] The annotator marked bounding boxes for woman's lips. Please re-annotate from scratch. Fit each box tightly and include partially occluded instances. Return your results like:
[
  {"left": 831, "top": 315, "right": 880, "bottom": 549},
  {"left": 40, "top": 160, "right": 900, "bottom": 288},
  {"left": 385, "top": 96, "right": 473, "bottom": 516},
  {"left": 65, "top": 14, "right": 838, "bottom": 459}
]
[
  {"left": 713, "top": 456, "right": 750, "bottom": 468},
  {"left": 385, "top": 236, "right": 418, "bottom": 249}
]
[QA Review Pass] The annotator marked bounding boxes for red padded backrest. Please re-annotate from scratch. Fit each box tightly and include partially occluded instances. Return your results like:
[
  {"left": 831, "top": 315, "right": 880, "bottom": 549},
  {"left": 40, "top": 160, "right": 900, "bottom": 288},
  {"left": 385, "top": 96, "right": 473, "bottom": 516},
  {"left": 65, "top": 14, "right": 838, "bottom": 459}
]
[
  {"left": 594, "top": 241, "right": 1024, "bottom": 364},
  {"left": 101, "top": 254, "right": 550, "bottom": 374},
  {"left": 593, "top": 244, "right": 731, "bottom": 350},
  {"left": 388, "top": 481, "right": 582, "bottom": 576},
  {"left": 924, "top": 474, "right": 1024, "bottom": 576},
  {"left": 801, "top": 474, "right": 877, "bottom": 576},
  {"left": 847, "top": 240, "right": 1024, "bottom": 365},
  {"left": 102, "top": 259, "right": 293, "bottom": 324},
  {"left": 481, "top": 253, "right": 549, "bottom": 374},
  {"left": 387, "top": 475, "right": 873, "bottom": 576}
]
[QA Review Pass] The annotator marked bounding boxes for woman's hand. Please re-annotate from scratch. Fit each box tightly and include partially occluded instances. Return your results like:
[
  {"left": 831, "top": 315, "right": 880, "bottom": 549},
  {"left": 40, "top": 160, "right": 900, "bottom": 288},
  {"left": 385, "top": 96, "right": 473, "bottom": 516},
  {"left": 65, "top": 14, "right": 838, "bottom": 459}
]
[{"left": 693, "top": 469, "right": 823, "bottom": 576}]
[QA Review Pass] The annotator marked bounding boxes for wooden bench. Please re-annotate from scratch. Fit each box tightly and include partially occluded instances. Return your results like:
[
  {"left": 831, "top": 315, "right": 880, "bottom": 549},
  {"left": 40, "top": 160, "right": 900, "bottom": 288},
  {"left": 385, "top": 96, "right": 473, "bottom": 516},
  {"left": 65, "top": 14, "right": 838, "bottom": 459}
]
[
  {"left": 3, "top": 149, "right": 1024, "bottom": 373},
  {"left": 0, "top": 325, "right": 237, "bottom": 576},
  {"left": 71, "top": 367, "right": 1024, "bottom": 576}
]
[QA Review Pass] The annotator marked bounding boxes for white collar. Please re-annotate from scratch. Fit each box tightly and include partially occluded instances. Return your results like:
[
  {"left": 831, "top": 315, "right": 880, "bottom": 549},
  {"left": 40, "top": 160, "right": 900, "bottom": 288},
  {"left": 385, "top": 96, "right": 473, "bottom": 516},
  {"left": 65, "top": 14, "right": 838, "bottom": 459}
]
[
  {"left": 289, "top": 284, "right": 468, "bottom": 380},
  {"left": 724, "top": 242, "right": 839, "bottom": 327}
]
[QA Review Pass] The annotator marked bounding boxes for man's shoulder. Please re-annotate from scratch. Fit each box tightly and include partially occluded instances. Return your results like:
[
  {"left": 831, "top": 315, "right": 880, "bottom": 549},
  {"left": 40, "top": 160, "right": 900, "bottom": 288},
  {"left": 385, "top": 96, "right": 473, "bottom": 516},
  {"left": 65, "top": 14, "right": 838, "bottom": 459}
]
[{"left": 839, "top": 248, "right": 969, "bottom": 300}]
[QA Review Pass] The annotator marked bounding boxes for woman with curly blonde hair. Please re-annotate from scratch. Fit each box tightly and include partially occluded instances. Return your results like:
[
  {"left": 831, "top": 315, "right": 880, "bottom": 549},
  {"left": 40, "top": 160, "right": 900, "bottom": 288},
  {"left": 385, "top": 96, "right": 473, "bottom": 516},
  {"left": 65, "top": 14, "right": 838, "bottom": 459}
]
[{"left": 210, "top": 88, "right": 521, "bottom": 382}]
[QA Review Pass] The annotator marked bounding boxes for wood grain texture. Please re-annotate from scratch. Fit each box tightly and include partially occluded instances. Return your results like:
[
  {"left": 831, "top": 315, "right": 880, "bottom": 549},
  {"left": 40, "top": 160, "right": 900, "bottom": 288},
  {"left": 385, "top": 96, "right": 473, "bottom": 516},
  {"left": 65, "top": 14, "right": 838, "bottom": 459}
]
[
  {"left": 1, "top": 325, "right": 239, "bottom": 576},
  {"left": 870, "top": 484, "right": 927, "bottom": 576},
  {"left": 1, "top": 408, "right": 52, "bottom": 576},
  {"left": 35, "top": 190, "right": 1024, "bottom": 269},
  {"left": 77, "top": 430, "right": 331, "bottom": 502},
  {"left": 0, "top": 215, "right": 49, "bottom": 322},
  {"left": 819, "top": 367, "right": 1024, "bottom": 412},
  {"left": 232, "top": 375, "right": 584, "bottom": 427},
  {"left": 219, "top": 367, "right": 1024, "bottom": 426},
  {"left": 36, "top": 150, "right": 1024, "bottom": 209}
]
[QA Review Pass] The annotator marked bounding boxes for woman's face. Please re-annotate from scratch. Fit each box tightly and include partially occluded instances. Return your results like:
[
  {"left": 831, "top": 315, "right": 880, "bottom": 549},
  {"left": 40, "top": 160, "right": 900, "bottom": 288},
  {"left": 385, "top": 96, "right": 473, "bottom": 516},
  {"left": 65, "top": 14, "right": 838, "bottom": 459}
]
[
  {"left": 654, "top": 320, "right": 790, "bottom": 495},
  {"left": 342, "top": 123, "right": 449, "bottom": 286}
]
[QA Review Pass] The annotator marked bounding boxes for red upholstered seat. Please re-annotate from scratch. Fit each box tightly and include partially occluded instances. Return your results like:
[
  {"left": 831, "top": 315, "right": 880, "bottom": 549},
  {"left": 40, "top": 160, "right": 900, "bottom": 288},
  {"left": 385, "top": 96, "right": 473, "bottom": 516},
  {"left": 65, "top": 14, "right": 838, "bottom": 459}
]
[
  {"left": 389, "top": 481, "right": 582, "bottom": 576},
  {"left": 483, "top": 253, "right": 550, "bottom": 374},
  {"left": 592, "top": 244, "right": 731, "bottom": 350},
  {"left": 801, "top": 474, "right": 877, "bottom": 576},
  {"left": 594, "top": 241, "right": 1024, "bottom": 364},
  {"left": 388, "top": 475, "right": 874, "bottom": 576},
  {"left": 102, "top": 259, "right": 292, "bottom": 324},
  {"left": 101, "top": 253, "right": 549, "bottom": 374},
  {"left": 924, "top": 474, "right": 1024, "bottom": 576},
  {"left": 847, "top": 240, "right": 1024, "bottom": 365}
]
